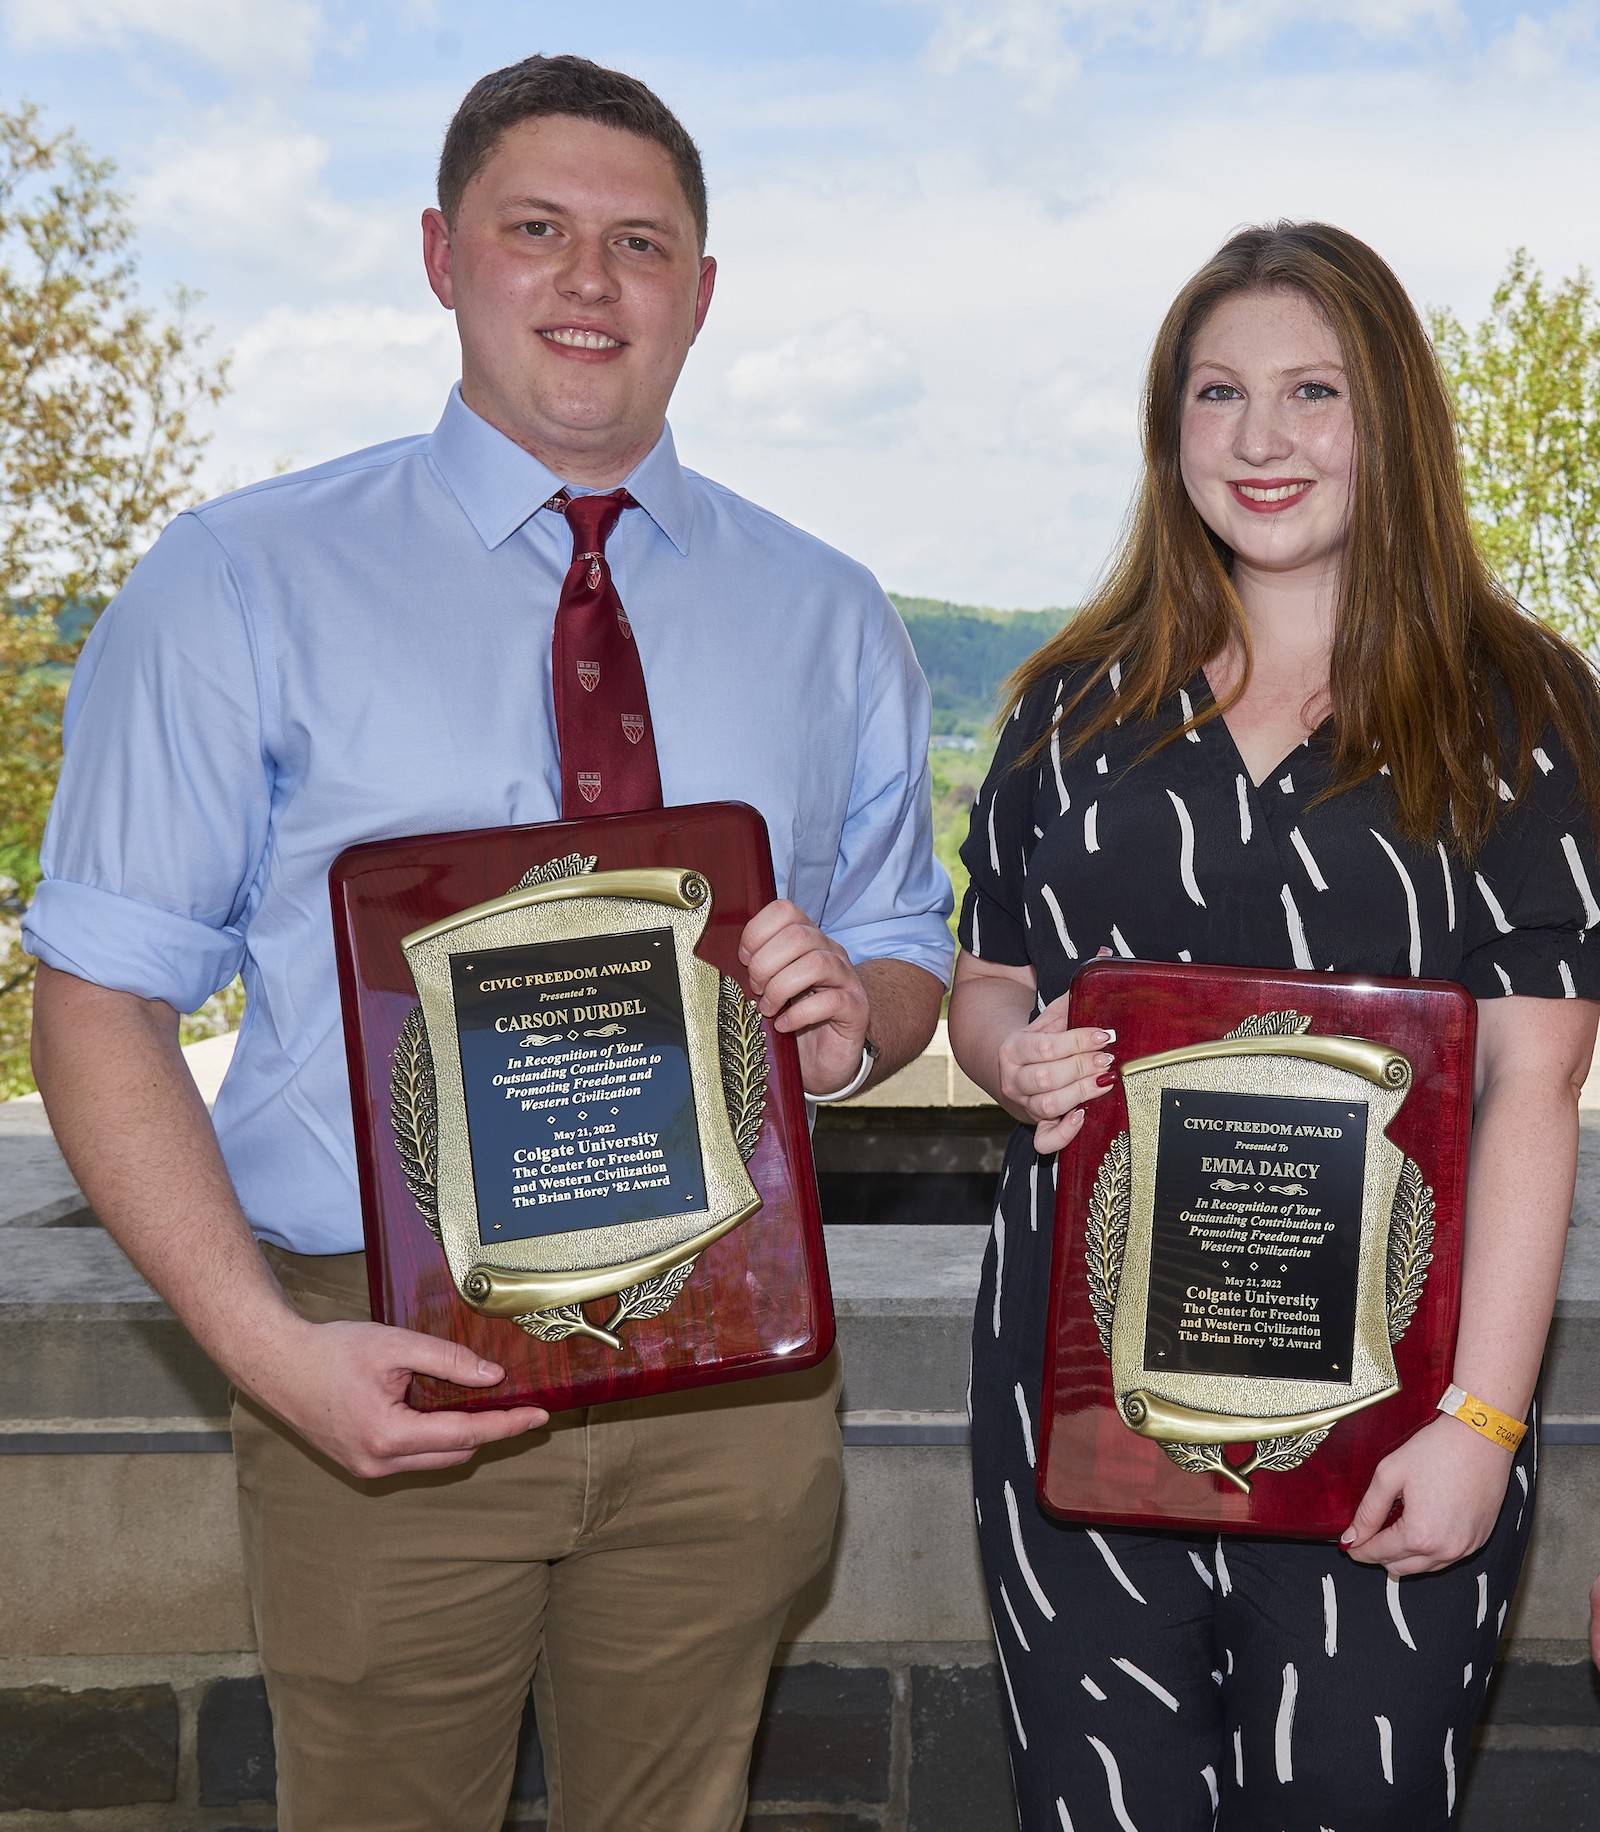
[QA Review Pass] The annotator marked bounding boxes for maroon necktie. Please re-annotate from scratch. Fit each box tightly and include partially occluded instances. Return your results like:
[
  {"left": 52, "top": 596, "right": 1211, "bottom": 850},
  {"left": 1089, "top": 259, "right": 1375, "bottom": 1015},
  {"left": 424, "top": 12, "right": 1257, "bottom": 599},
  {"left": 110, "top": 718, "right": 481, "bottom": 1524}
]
[{"left": 546, "top": 489, "right": 663, "bottom": 817}]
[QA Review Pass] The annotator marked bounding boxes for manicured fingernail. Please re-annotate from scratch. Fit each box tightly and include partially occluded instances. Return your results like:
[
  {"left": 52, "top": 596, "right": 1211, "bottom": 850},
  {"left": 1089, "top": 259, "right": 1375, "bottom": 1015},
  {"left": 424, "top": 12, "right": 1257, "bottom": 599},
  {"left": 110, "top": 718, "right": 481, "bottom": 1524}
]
[
  {"left": 1098, "top": 1028, "right": 1116, "bottom": 1044},
  {"left": 1339, "top": 1530, "right": 1355, "bottom": 1545},
  {"left": 1095, "top": 1071, "right": 1117, "bottom": 1088}
]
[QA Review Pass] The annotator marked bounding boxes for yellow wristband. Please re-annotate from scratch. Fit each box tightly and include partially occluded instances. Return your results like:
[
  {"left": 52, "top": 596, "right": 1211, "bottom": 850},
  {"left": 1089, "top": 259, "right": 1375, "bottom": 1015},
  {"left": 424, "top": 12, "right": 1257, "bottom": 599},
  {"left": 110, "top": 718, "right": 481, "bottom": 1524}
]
[{"left": 1437, "top": 1384, "right": 1527, "bottom": 1453}]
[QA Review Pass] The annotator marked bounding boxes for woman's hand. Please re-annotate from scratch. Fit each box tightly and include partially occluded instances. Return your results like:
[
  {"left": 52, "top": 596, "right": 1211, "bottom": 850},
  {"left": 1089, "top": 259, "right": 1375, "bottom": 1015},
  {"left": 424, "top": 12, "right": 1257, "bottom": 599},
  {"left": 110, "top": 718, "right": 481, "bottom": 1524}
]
[
  {"left": 1340, "top": 1415, "right": 1517, "bottom": 1577},
  {"left": 996, "top": 990, "right": 1117, "bottom": 1154}
]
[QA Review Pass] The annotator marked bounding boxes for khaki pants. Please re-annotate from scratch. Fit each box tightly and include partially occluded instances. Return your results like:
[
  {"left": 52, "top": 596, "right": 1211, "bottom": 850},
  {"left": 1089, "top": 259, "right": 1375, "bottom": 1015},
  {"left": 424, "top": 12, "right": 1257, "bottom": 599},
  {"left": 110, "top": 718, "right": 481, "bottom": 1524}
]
[{"left": 233, "top": 1246, "right": 843, "bottom": 1832}]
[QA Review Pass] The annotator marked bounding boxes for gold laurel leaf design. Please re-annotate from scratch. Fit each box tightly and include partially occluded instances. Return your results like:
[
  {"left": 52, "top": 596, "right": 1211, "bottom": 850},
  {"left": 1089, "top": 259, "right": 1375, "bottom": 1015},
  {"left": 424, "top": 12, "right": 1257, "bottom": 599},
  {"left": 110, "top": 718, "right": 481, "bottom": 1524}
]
[
  {"left": 1160, "top": 1440, "right": 1251, "bottom": 1493},
  {"left": 1385, "top": 1155, "right": 1435, "bottom": 1345},
  {"left": 603, "top": 1256, "right": 699, "bottom": 1334},
  {"left": 1239, "top": 1423, "right": 1334, "bottom": 1477},
  {"left": 512, "top": 1303, "right": 622, "bottom": 1349},
  {"left": 718, "top": 973, "right": 770, "bottom": 1164},
  {"left": 389, "top": 1007, "right": 440, "bottom": 1239},
  {"left": 1085, "top": 1130, "right": 1131, "bottom": 1357},
  {"left": 509, "top": 852, "right": 599, "bottom": 894},
  {"left": 1223, "top": 1010, "right": 1313, "bottom": 1040}
]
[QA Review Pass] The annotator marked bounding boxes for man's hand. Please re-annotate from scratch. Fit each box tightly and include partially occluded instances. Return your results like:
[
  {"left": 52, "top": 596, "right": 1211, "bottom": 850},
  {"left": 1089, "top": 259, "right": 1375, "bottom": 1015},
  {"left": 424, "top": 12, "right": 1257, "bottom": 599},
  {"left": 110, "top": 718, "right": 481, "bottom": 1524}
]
[
  {"left": 1341, "top": 1414, "right": 1514, "bottom": 1577},
  {"left": 252, "top": 1316, "right": 548, "bottom": 1480},
  {"left": 739, "top": 899, "right": 870, "bottom": 1096}
]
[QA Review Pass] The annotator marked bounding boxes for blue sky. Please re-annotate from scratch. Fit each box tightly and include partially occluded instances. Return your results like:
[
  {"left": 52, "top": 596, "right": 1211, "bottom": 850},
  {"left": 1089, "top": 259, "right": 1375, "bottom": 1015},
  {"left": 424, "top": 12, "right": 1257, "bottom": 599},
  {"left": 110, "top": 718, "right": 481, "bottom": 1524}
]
[{"left": 4, "top": 0, "right": 1597, "bottom": 606}]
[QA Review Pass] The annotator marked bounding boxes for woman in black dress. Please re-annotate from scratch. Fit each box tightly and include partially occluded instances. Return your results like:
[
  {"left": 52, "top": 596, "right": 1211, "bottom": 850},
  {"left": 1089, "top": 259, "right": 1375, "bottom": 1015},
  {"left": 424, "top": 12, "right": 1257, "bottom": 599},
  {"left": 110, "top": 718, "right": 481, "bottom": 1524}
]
[{"left": 950, "top": 222, "right": 1600, "bottom": 1830}]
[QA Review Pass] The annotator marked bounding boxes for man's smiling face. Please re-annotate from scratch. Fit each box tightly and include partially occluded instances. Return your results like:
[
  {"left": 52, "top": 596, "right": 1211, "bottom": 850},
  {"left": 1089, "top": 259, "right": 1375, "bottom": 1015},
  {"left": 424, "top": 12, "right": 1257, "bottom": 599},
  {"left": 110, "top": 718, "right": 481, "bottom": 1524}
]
[{"left": 423, "top": 112, "right": 715, "bottom": 485}]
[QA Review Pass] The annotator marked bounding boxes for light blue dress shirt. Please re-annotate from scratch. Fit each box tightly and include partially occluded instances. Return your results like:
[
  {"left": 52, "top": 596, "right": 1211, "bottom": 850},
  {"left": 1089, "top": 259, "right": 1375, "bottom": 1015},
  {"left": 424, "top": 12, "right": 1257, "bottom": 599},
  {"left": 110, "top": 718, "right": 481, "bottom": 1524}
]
[{"left": 25, "top": 387, "right": 953, "bottom": 1253}]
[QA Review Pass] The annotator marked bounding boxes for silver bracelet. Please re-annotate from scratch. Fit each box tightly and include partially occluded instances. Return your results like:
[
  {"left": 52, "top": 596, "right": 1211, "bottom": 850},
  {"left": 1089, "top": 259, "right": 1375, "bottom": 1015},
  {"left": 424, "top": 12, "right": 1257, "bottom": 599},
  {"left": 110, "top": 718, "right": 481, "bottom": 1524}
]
[{"left": 806, "top": 1037, "right": 880, "bottom": 1104}]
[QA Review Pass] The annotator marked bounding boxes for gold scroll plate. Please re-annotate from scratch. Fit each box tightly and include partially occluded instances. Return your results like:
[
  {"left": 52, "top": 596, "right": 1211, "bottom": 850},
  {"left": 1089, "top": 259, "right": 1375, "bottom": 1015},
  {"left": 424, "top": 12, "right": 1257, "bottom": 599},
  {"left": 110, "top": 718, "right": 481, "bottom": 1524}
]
[
  {"left": 390, "top": 854, "right": 767, "bottom": 1352},
  {"left": 1085, "top": 1011, "right": 1435, "bottom": 1493}
]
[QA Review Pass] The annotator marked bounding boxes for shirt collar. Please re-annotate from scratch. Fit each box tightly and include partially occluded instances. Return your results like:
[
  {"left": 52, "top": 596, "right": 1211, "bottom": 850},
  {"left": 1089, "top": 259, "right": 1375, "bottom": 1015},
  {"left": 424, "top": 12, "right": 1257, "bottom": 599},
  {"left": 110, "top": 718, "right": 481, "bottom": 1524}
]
[{"left": 428, "top": 384, "right": 693, "bottom": 556}]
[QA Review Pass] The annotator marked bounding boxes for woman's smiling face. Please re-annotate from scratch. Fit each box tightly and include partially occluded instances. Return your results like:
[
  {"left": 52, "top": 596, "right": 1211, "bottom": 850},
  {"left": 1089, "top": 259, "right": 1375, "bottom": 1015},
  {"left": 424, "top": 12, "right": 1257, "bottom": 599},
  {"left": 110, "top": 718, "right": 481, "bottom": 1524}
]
[{"left": 1179, "top": 287, "right": 1356, "bottom": 583}]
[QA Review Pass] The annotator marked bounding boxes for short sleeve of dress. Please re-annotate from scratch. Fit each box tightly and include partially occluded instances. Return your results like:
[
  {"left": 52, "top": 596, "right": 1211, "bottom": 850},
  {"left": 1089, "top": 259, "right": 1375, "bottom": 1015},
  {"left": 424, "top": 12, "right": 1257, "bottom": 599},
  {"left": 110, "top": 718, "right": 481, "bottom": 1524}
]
[
  {"left": 956, "top": 677, "right": 1056, "bottom": 966},
  {"left": 1458, "top": 728, "right": 1600, "bottom": 1001}
]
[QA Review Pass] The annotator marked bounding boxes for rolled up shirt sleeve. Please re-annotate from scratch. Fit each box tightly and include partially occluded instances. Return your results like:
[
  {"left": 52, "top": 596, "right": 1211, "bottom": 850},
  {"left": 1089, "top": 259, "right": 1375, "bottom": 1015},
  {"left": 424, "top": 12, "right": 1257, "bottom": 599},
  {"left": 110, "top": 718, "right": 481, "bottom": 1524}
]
[
  {"left": 818, "top": 591, "right": 954, "bottom": 985},
  {"left": 24, "top": 512, "right": 273, "bottom": 1013}
]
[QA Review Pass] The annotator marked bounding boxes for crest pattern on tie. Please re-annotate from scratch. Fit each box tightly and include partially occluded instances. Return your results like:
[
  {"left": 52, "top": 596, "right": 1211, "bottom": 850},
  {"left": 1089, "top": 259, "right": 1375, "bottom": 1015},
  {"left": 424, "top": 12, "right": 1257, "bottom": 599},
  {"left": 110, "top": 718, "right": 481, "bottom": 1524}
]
[{"left": 547, "top": 488, "right": 663, "bottom": 817}]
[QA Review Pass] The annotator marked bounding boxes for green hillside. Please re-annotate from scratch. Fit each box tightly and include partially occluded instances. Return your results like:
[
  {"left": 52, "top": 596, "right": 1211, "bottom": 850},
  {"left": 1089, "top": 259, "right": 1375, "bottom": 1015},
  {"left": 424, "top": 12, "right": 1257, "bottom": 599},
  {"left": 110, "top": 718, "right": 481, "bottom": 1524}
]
[
  {"left": 890, "top": 595, "right": 1069, "bottom": 736},
  {"left": 888, "top": 594, "right": 1073, "bottom": 947}
]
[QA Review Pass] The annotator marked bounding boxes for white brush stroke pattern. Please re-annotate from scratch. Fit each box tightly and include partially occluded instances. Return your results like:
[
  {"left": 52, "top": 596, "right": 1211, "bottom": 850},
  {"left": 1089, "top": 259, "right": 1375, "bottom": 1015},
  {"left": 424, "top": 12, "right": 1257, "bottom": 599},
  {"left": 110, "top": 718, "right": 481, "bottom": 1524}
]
[
  {"left": 1280, "top": 884, "right": 1314, "bottom": 969},
  {"left": 1445, "top": 1727, "right": 1456, "bottom": 1813},
  {"left": 1279, "top": 772, "right": 1294, "bottom": 793},
  {"left": 1109, "top": 660, "right": 1122, "bottom": 692},
  {"left": 1371, "top": 829, "right": 1422, "bottom": 976},
  {"left": 1275, "top": 1663, "right": 1299, "bottom": 1782},
  {"left": 1080, "top": 1673, "right": 1107, "bottom": 1701},
  {"left": 1202, "top": 1766, "right": 1218, "bottom": 1813},
  {"left": 988, "top": 792, "right": 1000, "bottom": 873},
  {"left": 993, "top": 1620, "right": 1027, "bottom": 1750},
  {"left": 1111, "top": 1656, "right": 1180, "bottom": 1713},
  {"left": 999, "top": 1579, "right": 1031, "bottom": 1653},
  {"left": 1387, "top": 1576, "right": 1417, "bottom": 1650},
  {"left": 1041, "top": 882, "right": 1078, "bottom": 960},
  {"left": 1561, "top": 833, "right": 1600, "bottom": 927},
  {"left": 1289, "top": 826, "right": 1328, "bottom": 891},
  {"left": 1110, "top": 925, "right": 1133, "bottom": 957},
  {"left": 1096, "top": 753, "right": 1108, "bottom": 775},
  {"left": 1376, "top": 1715, "right": 1394, "bottom": 1784},
  {"left": 1438, "top": 842, "right": 1456, "bottom": 931},
  {"left": 1086, "top": 1736, "right": 1141, "bottom": 1832},
  {"left": 1236, "top": 774, "right": 1253, "bottom": 844},
  {"left": 1214, "top": 1540, "right": 1233, "bottom": 1597},
  {"left": 1087, "top": 1529, "right": 1147, "bottom": 1605},
  {"left": 1178, "top": 687, "right": 1201, "bottom": 741},
  {"left": 1189, "top": 1549, "right": 1214, "bottom": 1590},
  {"left": 1051, "top": 723, "right": 1070, "bottom": 814},
  {"left": 1013, "top": 1382, "right": 1036, "bottom": 1468},
  {"left": 1084, "top": 802, "right": 1100, "bottom": 853},
  {"left": 1233, "top": 1727, "right": 1244, "bottom": 1787},
  {"left": 1476, "top": 1572, "right": 1488, "bottom": 1628},
  {"left": 1167, "top": 790, "right": 1207, "bottom": 908},
  {"left": 1463, "top": 1663, "right": 1473, "bottom": 1688},
  {"left": 1560, "top": 959, "right": 1576, "bottom": 997},
  {"left": 971, "top": 900, "right": 982, "bottom": 957},
  {"left": 991, "top": 1199, "right": 1005, "bottom": 1337},
  {"left": 1322, "top": 1574, "right": 1338, "bottom": 1656},
  {"left": 1535, "top": 746, "right": 1554, "bottom": 773},
  {"left": 1476, "top": 872, "right": 1514, "bottom": 934},
  {"left": 1057, "top": 1799, "right": 1075, "bottom": 1831},
  {"left": 1004, "top": 1481, "right": 1056, "bottom": 1620},
  {"left": 1029, "top": 1159, "right": 1039, "bottom": 1233},
  {"left": 1492, "top": 962, "right": 1513, "bottom": 995}
]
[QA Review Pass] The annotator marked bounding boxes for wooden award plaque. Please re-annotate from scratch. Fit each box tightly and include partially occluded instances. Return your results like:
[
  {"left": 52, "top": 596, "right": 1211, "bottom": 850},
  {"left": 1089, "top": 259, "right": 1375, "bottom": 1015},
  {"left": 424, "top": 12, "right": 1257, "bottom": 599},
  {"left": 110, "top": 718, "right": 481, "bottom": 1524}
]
[
  {"left": 330, "top": 801, "right": 834, "bottom": 1414},
  {"left": 1038, "top": 958, "right": 1474, "bottom": 1538}
]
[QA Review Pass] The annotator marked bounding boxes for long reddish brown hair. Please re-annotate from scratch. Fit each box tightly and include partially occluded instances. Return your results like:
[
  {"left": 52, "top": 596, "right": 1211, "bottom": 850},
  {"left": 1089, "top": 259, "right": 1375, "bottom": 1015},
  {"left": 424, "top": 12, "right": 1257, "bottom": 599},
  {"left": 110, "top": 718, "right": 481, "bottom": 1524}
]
[{"left": 1007, "top": 221, "right": 1600, "bottom": 852}]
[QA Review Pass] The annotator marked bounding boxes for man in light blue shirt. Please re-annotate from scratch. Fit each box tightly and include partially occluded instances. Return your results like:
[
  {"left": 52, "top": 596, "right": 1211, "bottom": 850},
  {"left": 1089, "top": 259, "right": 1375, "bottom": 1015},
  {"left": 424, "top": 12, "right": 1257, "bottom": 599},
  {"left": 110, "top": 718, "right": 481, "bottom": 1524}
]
[{"left": 27, "top": 53, "right": 950, "bottom": 1832}]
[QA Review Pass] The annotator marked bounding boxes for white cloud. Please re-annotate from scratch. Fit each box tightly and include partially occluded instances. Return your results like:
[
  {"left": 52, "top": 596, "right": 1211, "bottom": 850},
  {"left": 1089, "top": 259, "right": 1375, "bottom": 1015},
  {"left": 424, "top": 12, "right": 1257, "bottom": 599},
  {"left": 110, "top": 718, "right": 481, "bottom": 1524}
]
[
  {"left": 1486, "top": 2, "right": 1599, "bottom": 80},
  {"left": 923, "top": 0, "right": 1467, "bottom": 101},
  {"left": 138, "top": 106, "right": 403, "bottom": 287},
  {"left": 205, "top": 302, "right": 458, "bottom": 484},
  {"left": 2, "top": 0, "right": 326, "bottom": 77},
  {"left": 723, "top": 313, "right": 923, "bottom": 443}
]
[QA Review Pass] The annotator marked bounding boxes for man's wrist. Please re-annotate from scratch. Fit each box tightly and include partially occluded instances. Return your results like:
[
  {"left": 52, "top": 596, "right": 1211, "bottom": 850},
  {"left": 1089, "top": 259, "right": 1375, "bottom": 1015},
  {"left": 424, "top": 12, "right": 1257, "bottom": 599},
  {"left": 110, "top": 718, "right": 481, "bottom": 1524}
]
[{"left": 808, "top": 1036, "right": 880, "bottom": 1104}]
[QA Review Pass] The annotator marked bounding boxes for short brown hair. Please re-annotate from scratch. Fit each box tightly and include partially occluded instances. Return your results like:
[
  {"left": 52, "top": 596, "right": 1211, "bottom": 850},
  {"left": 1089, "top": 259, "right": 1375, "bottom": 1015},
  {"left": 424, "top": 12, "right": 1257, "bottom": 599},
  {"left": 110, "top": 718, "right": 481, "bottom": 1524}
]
[{"left": 437, "top": 54, "right": 708, "bottom": 247}]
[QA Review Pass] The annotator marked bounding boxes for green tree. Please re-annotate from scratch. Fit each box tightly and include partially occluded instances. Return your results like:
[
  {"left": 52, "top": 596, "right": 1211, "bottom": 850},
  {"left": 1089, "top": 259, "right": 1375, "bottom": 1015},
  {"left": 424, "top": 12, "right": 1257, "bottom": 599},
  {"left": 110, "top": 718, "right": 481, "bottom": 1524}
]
[
  {"left": 1432, "top": 251, "right": 1600, "bottom": 649},
  {"left": 0, "top": 103, "right": 228, "bottom": 1093}
]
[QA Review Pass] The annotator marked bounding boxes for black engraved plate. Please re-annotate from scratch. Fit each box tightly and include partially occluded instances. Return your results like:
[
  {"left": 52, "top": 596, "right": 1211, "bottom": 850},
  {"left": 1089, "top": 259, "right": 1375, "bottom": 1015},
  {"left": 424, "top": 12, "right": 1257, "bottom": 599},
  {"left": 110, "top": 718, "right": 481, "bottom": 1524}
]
[
  {"left": 449, "top": 926, "right": 707, "bottom": 1245},
  {"left": 1142, "top": 1087, "right": 1367, "bottom": 1383}
]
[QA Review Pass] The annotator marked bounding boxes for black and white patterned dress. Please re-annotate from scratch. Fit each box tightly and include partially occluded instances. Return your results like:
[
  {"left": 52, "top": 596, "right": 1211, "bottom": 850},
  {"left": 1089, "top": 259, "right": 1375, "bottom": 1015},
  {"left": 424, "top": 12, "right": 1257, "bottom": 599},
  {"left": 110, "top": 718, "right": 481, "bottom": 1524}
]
[{"left": 958, "top": 664, "right": 1600, "bottom": 1831}]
